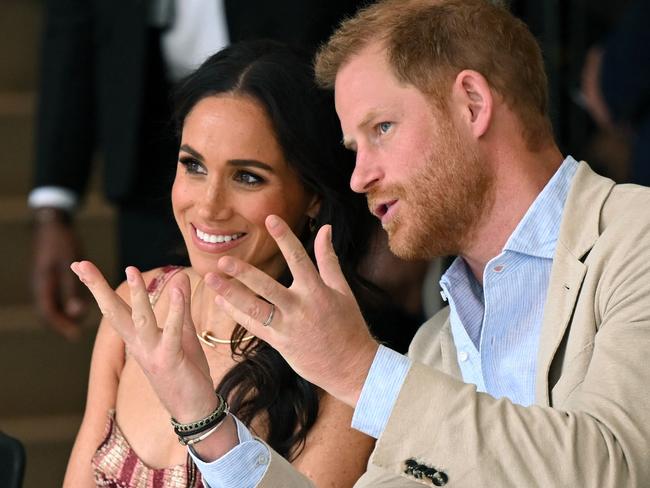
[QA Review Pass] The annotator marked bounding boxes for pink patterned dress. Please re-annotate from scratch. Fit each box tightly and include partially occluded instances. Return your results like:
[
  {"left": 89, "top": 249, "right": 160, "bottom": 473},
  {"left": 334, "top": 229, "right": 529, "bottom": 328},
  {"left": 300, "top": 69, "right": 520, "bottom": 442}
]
[{"left": 91, "top": 266, "right": 205, "bottom": 488}]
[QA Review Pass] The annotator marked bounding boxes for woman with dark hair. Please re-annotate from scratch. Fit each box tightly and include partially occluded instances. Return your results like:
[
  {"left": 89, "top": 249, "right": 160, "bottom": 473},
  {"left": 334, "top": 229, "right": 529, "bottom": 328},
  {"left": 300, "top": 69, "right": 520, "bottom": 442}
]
[{"left": 64, "top": 40, "right": 376, "bottom": 487}]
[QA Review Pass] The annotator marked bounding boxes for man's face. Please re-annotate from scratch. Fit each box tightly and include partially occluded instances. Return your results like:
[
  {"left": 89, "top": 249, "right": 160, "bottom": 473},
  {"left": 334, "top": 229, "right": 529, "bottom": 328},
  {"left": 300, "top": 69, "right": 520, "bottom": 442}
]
[{"left": 334, "top": 44, "right": 494, "bottom": 259}]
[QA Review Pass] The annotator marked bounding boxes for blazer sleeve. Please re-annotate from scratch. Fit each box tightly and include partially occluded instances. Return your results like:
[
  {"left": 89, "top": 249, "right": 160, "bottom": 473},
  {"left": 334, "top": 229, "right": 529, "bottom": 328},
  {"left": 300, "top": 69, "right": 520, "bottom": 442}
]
[
  {"left": 255, "top": 443, "right": 315, "bottom": 488},
  {"left": 33, "top": 0, "right": 96, "bottom": 196}
]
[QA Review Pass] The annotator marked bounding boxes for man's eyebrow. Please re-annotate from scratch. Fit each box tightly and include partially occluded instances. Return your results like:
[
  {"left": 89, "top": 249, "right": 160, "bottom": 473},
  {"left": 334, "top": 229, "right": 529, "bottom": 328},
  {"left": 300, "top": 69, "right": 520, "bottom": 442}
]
[
  {"left": 342, "top": 136, "right": 356, "bottom": 151},
  {"left": 179, "top": 144, "right": 204, "bottom": 160}
]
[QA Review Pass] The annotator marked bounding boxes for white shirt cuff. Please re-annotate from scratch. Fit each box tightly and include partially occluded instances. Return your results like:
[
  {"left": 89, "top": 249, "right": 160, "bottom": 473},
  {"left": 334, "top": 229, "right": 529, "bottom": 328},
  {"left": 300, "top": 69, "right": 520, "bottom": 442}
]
[
  {"left": 351, "top": 345, "right": 411, "bottom": 439},
  {"left": 188, "top": 415, "right": 270, "bottom": 488},
  {"left": 28, "top": 186, "right": 78, "bottom": 212}
]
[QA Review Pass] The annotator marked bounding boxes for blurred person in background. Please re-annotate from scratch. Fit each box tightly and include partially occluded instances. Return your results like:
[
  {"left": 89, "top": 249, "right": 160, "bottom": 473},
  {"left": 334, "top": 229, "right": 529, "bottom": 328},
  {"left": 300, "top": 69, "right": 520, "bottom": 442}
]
[{"left": 580, "top": 0, "right": 650, "bottom": 185}]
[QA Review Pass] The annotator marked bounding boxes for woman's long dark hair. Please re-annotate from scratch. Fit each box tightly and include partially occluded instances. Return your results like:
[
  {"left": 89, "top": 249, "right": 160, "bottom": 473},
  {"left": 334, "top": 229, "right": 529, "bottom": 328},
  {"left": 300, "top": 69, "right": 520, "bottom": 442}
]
[{"left": 173, "top": 40, "right": 375, "bottom": 460}]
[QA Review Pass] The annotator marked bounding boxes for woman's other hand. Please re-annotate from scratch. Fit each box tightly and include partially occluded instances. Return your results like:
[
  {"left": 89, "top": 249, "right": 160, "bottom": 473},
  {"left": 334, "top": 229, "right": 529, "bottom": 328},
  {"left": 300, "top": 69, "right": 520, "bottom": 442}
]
[{"left": 70, "top": 261, "right": 216, "bottom": 422}]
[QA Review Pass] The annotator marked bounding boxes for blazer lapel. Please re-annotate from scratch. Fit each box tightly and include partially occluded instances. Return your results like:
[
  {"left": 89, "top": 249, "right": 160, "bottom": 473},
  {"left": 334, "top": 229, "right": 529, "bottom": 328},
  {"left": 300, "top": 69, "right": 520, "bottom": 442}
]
[
  {"left": 439, "top": 319, "right": 462, "bottom": 379},
  {"left": 535, "top": 162, "right": 615, "bottom": 405}
]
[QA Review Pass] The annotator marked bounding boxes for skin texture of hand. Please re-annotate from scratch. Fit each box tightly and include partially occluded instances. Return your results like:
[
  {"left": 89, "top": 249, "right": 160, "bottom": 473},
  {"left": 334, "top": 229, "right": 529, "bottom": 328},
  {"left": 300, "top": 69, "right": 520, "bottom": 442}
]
[
  {"left": 206, "top": 215, "right": 380, "bottom": 408},
  {"left": 71, "top": 262, "right": 216, "bottom": 420},
  {"left": 70, "top": 261, "right": 241, "bottom": 461},
  {"left": 33, "top": 212, "right": 86, "bottom": 340}
]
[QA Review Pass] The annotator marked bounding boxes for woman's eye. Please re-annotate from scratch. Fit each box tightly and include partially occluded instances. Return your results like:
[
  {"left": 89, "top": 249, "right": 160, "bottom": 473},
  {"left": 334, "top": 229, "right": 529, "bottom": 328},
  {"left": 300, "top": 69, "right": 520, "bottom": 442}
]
[
  {"left": 179, "top": 157, "right": 207, "bottom": 175},
  {"left": 378, "top": 122, "right": 392, "bottom": 135},
  {"left": 234, "top": 170, "right": 264, "bottom": 186}
]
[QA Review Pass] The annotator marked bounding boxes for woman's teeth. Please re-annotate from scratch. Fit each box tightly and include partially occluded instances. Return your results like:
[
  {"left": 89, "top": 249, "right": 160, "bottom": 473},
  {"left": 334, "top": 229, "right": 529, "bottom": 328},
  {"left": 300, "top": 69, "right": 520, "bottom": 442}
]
[{"left": 196, "top": 229, "right": 243, "bottom": 244}]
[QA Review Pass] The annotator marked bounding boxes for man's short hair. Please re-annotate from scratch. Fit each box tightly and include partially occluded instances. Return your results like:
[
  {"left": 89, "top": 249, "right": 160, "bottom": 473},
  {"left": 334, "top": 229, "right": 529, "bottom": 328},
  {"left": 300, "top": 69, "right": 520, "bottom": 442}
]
[{"left": 315, "top": 0, "right": 553, "bottom": 150}]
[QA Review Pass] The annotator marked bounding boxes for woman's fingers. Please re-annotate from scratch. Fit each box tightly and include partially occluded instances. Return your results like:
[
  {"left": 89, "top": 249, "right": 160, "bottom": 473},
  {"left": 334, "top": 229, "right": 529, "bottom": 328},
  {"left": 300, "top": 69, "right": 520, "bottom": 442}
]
[
  {"left": 162, "top": 271, "right": 198, "bottom": 353},
  {"left": 161, "top": 286, "right": 185, "bottom": 354},
  {"left": 70, "top": 260, "right": 134, "bottom": 342},
  {"left": 125, "top": 266, "right": 159, "bottom": 348}
]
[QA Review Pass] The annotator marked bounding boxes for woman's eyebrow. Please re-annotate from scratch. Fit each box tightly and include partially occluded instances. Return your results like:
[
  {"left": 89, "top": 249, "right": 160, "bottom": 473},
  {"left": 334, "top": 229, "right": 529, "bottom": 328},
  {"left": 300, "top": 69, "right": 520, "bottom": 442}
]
[
  {"left": 179, "top": 144, "right": 204, "bottom": 160},
  {"left": 228, "top": 159, "right": 274, "bottom": 172}
]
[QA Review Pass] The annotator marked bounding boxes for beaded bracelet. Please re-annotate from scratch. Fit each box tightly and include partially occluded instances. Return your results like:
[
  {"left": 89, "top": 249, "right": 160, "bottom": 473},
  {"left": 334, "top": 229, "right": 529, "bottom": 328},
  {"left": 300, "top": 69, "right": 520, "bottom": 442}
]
[
  {"left": 170, "top": 393, "right": 228, "bottom": 437},
  {"left": 179, "top": 405, "right": 230, "bottom": 446}
]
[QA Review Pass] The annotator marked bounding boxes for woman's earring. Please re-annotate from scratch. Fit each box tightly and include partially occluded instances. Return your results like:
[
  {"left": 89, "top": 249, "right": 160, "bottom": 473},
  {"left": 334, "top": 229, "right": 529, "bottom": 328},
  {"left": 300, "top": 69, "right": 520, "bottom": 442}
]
[{"left": 308, "top": 217, "right": 317, "bottom": 233}]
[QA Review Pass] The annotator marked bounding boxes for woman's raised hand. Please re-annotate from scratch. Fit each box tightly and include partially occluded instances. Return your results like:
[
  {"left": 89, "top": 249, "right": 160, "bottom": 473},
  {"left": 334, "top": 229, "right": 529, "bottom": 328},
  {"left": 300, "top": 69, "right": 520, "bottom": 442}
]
[{"left": 70, "top": 261, "right": 218, "bottom": 422}]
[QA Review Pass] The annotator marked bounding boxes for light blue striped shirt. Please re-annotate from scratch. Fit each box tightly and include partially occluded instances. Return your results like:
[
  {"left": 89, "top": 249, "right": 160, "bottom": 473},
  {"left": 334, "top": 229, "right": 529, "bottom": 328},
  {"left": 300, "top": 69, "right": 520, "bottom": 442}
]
[{"left": 193, "top": 156, "right": 580, "bottom": 485}]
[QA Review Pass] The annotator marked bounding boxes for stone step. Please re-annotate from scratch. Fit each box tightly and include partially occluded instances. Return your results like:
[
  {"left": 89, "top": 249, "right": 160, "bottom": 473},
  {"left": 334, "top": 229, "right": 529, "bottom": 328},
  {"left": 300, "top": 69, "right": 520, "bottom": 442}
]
[
  {"left": 0, "top": 0, "right": 42, "bottom": 91},
  {"left": 0, "top": 91, "right": 34, "bottom": 196},
  {"left": 0, "top": 414, "right": 81, "bottom": 488},
  {"left": 0, "top": 194, "right": 118, "bottom": 306},
  {"left": 0, "top": 304, "right": 98, "bottom": 418}
]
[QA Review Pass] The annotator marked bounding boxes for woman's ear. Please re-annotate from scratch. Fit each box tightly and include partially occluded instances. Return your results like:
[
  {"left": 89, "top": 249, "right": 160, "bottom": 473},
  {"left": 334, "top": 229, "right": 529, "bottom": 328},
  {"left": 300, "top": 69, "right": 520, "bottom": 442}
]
[
  {"left": 451, "top": 69, "right": 493, "bottom": 139},
  {"left": 306, "top": 194, "right": 321, "bottom": 220}
]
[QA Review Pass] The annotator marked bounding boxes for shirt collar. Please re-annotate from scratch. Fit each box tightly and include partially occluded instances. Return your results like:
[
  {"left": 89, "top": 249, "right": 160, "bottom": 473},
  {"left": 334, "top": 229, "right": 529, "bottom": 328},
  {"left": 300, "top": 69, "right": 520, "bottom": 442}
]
[
  {"left": 440, "top": 155, "right": 579, "bottom": 291},
  {"left": 503, "top": 156, "right": 579, "bottom": 259}
]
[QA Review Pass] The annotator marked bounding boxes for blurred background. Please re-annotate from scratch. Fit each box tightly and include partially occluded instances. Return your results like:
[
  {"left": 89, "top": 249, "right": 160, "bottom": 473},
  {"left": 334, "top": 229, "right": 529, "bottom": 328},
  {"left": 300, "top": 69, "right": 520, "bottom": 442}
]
[
  {"left": 0, "top": 1, "right": 115, "bottom": 487},
  {"left": 0, "top": 0, "right": 646, "bottom": 486}
]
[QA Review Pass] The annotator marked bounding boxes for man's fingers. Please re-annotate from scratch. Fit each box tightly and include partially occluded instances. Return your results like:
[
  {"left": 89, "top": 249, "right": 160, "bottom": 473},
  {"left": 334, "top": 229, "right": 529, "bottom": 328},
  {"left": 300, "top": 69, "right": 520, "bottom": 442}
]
[
  {"left": 263, "top": 215, "right": 320, "bottom": 287},
  {"left": 206, "top": 271, "right": 279, "bottom": 329},
  {"left": 213, "top": 258, "right": 291, "bottom": 310},
  {"left": 314, "top": 225, "right": 353, "bottom": 295},
  {"left": 125, "top": 267, "right": 159, "bottom": 347},
  {"left": 214, "top": 294, "right": 271, "bottom": 343},
  {"left": 71, "top": 261, "right": 133, "bottom": 340}
]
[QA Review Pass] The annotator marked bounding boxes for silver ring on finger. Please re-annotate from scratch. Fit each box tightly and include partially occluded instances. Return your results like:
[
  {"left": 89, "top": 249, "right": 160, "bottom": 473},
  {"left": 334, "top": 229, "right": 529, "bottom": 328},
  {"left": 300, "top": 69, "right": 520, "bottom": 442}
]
[{"left": 262, "top": 303, "right": 276, "bottom": 327}]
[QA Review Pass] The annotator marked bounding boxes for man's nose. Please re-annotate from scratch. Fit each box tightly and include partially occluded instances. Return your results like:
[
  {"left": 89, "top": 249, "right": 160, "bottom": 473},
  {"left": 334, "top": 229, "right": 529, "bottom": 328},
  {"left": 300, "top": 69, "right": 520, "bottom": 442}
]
[{"left": 349, "top": 150, "right": 383, "bottom": 193}]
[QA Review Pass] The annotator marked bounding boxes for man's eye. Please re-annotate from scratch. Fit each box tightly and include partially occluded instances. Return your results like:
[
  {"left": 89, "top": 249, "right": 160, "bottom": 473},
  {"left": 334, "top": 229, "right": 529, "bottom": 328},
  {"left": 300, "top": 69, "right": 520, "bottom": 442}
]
[
  {"left": 179, "top": 157, "right": 206, "bottom": 175},
  {"left": 378, "top": 122, "right": 392, "bottom": 134},
  {"left": 235, "top": 171, "right": 264, "bottom": 186}
]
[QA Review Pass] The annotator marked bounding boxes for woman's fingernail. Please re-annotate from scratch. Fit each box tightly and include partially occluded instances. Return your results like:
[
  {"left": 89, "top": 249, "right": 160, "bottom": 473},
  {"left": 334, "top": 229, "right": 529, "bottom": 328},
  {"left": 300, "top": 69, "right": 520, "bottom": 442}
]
[
  {"left": 267, "top": 215, "right": 280, "bottom": 229},
  {"left": 219, "top": 258, "right": 235, "bottom": 274}
]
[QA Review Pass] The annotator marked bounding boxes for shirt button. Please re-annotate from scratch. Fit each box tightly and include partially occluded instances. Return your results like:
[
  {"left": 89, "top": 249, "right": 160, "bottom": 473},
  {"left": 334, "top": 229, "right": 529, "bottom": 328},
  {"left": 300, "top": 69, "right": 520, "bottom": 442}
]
[
  {"left": 440, "top": 290, "right": 448, "bottom": 302},
  {"left": 458, "top": 351, "right": 469, "bottom": 362},
  {"left": 256, "top": 453, "right": 269, "bottom": 466},
  {"left": 493, "top": 264, "right": 504, "bottom": 273}
]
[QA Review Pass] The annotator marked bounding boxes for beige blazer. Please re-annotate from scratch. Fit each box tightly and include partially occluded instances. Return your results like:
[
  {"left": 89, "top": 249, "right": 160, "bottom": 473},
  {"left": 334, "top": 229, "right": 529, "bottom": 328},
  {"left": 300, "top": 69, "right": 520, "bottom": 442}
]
[{"left": 256, "top": 162, "right": 650, "bottom": 487}]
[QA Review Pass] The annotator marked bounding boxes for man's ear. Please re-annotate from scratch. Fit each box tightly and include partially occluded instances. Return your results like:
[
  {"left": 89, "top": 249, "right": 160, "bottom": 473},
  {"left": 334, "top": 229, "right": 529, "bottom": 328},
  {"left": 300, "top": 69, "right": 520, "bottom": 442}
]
[{"left": 451, "top": 69, "right": 493, "bottom": 139}]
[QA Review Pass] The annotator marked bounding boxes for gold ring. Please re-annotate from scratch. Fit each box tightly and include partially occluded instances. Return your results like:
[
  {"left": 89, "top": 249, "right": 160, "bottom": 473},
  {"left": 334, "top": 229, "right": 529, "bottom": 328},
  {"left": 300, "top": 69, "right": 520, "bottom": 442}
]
[{"left": 262, "top": 303, "right": 275, "bottom": 327}]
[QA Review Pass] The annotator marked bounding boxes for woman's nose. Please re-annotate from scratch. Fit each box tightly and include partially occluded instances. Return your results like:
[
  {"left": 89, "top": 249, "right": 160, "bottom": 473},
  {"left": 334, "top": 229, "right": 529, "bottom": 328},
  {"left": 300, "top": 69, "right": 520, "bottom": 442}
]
[{"left": 197, "top": 182, "right": 232, "bottom": 220}]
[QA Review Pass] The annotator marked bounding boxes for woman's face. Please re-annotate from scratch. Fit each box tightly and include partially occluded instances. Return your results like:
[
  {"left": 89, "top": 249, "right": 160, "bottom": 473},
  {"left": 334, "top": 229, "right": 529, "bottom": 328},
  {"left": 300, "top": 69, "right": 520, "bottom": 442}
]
[{"left": 172, "top": 95, "right": 319, "bottom": 278}]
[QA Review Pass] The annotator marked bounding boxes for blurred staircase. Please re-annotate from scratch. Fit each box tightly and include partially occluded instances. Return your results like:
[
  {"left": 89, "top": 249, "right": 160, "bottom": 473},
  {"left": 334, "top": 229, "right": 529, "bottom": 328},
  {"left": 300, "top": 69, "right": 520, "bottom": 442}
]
[{"left": 0, "top": 1, "right": 117, "bottom": 486}]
